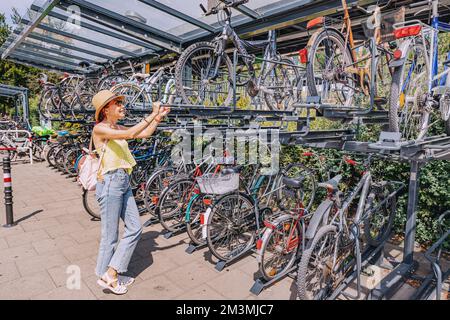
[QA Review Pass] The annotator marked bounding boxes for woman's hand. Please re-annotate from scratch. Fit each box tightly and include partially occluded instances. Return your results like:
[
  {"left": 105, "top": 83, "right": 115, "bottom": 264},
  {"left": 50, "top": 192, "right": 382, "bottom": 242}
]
[
  {"left": 152, "top": 101, "right": 161, "bottom": 115},
  {"left": 158, "top": 106, "right": 171, "bottom": 117}
]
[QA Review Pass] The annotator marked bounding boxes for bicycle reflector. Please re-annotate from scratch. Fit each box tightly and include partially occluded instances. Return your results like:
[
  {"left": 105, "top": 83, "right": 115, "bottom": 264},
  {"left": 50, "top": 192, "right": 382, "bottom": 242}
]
[
  {"left": 394, "top": 49, "right": 402, "bottom": 60},
  {"left": 151, "top": 196, "right": 159, "bottom": 204},
  {"left": 203, "top": 198, "right": 212, "bottom": 206},
  {"left": 256, "top": 239, "right": 263, "bottom": 250},
  {"left": 302, "top": 151, "right": 314, "bottom": 156},
  {"left": 298, "top": 48, "right": 308, "bottom": 64},
  {"left": 345, "top": 158, "right": 357, "bottom": 166},
  {"left": 200, "top": 213, "right": 205, "bottom": 225},
  {"left": 394, "top": 25, "right": 422, "bottom": 39}
]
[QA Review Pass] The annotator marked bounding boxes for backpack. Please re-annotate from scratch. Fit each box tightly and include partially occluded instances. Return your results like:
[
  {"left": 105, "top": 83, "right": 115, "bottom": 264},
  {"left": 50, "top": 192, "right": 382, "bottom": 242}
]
[{"left": 77, "top": 136, "right": 107, "bottom": 191}]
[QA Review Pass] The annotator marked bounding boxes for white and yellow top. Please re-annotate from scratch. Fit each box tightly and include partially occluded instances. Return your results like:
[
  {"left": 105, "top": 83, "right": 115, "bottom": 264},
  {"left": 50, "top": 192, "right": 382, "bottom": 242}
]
[{"left": 98, "top": 139, "right": 136, "bottom": 176}]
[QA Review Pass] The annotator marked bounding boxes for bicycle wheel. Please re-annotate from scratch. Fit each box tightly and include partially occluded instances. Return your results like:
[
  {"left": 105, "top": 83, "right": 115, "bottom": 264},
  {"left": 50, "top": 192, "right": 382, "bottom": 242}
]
[
  {"left": 98, "top": 74, "right": 128, "bottom": 90},
  {"left": 76, "top": 77, "right": 98, "bottom": 111},
  {"left": 82, "top": 188, "right": 100, "bottom": 220},
  {"left": 57, "top": 75, "right": 82, "bottom": 109},
  {"left": 54, "top": 146, "right": 67, "bottom": 172},
  {"left": 175, "top": 41, "right": 233, "bottom": 107},
  {"left": 111, "top": 82, "right": 151, "bottom": 110},
  {"left": 262, "top": 57, "right": 300, "bottom": 111},
  {"left": 38, "top": 88, "right": 56, "bottom": 120},
  {"left": 363, "top": 183, "right": 397, "bottom": 247},
  {"left": 63, "top": 148, "right": 81, "bottom": 175},
  {"left": 206, "top": 192, "right": 255, "bottom": 261},
  {"left": 258, "top": 215, "right": 301, "bottom": 281},
  {"left": 157, "top": 178, "right": 196, "bottom": 233},
  {"left": 185, "top": 193, "right": 210, "bottom": 246},
  {"left": 143, "top": 167, "right": 176, "bottom": 217},
  {"left": 306, "top": 29, "right": 355, "bottom": 106},
  {"left": 389, "top": 39, "right": 430, "bottom": 141},
  {"left": 297, "top": 225, "right": 338, "bottom": 300},
  {"left": 46, "top": 145, "right": 60, "bottom": 167}
]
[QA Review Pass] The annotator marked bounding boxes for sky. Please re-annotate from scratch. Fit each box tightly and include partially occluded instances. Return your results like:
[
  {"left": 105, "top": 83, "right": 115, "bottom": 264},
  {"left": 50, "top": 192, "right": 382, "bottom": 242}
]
[{"left": 0, "top": 0, "right": 35, "bottom": 26}]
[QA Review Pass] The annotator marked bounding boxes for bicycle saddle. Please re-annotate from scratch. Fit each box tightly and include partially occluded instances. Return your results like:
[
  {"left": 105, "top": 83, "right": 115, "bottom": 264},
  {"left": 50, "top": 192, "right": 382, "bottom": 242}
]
[
  {"left": 79, "top": 61, "right": 91, "bottom": 68},
  {"left": 318, "top": 175, "right": 342, "bottom": 191},
  {"left": 240, "top": 39, "right": 270, "bottom": 50},
  {"left": 282, "top": 176, "right": 306, "bottom": 189},
  {"left": 221, "top": 165, "right": 243, "bottom": 175}
]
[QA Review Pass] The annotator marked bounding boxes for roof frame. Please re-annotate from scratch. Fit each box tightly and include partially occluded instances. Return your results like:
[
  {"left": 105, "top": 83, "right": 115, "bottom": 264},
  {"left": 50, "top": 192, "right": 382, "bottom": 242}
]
[
  {"left": 20, "top": 41, "right": 100, "bottom": 64},
  {"left": 59, "top": 0, "right": 182, "bottom": 53},
  {"left": 137, "top": 0, "right": 216, "bottom": 34},
  {"left": 1, "top": 0, "right": 60, "bottom": 59},
  {"left": 14, "top": 47, "right": 81, "bottom": 67},
  {"left": 16, "top": 30, "right": 113, "bottom": 60},
  {"left": 20, "top": 17, "right": 139, "bottom": 57},
  {"left": 10, "top": 52, "right": 84, "bottom": 72},
  {"left": 30, "top": 4, "right": 161, "bottom": 52}
]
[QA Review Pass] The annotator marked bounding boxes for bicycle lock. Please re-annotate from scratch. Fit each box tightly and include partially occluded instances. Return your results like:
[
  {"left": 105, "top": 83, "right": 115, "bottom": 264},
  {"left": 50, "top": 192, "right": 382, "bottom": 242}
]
[{"left": 2, "top": 156, "right": 15, "bottom": 227}]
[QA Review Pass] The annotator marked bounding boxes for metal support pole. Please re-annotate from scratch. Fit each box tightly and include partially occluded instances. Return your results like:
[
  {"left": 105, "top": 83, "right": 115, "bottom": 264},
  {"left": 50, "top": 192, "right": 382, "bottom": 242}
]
[
  {"left": 3, "top": 157, "right": 16, "bottom": 228},
  {"left": 403, "top": 160, "right": 421, "bottom": 264},
  {"left": 233, "top": 49, "right": 238, "bottom": 112}
]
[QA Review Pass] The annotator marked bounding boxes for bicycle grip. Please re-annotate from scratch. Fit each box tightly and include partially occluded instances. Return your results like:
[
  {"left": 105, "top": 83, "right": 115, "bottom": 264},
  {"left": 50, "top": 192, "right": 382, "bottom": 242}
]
[{"left": 199, "top": 3, "right": 207, "bottom": 13}]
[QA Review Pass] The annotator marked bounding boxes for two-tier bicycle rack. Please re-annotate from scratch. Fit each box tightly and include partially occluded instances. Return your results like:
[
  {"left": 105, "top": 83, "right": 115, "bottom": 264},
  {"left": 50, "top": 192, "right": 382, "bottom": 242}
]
[{"left": 45, "top": 49, "right": 450, "bottom": 299}]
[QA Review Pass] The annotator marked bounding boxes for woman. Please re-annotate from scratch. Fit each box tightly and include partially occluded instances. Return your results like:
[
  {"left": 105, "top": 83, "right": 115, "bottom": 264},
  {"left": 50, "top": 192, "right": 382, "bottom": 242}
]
[{"left": 91, "top": 90, "right": 170, "bottom": 294}]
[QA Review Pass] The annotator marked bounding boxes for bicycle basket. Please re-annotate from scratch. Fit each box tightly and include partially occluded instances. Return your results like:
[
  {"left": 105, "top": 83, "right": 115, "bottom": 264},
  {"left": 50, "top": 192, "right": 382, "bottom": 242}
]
[{"left": 196, "top": 173, "right": 239, "bottom": 195}]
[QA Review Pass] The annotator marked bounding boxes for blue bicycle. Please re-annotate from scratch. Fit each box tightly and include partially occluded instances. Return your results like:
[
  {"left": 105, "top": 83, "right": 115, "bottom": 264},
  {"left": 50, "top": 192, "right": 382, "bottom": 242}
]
[{"left": 389, "top": 0, "right": 450, "bottom": 141}]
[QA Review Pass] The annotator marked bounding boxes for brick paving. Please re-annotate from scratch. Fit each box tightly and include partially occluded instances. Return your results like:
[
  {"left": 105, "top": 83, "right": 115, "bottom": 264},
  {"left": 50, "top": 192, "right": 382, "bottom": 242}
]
[{"left": 0, "top": 162, "right": 447, "bottom": 300}]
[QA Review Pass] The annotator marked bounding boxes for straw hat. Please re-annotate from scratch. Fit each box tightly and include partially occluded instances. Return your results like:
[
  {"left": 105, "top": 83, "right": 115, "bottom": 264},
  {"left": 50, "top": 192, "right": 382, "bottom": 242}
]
[{"left": 92, "top": 90, "right": 125, "bottom": 122}]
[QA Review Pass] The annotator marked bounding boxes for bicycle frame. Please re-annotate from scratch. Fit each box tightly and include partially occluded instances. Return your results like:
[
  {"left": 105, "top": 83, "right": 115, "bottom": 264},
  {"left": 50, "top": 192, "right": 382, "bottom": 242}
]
[{"left": 210, "top": 10, "right": 277, "bottom": 89}]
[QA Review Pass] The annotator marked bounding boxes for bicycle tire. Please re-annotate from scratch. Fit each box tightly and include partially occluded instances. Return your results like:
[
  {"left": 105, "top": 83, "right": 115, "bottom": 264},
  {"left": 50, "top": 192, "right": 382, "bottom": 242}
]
[
  {"left": 206, "top": 191, "right": 255, "bottom": 262},
  {"left": 258, "top": 214, "right": 302, "bottom": 281},
  {"left": 175, "top": 41, "right": 233, "bottom": 107},
  {"left": 297, "top": 224, "right": 338, "bottom": 300},
  {"left": 157, "top": 178, "right": 195, "bottom": 233},
  {"left": 388, "top": 40, "right": 430, "bottom": 140},
  {"left": 111, "top": 82, "right": 152, "bottom": 111},
  {"left": 306, "top": 29, "right": 355, "bottom": 106},
  {"left": 262, "top": 57, "right": 300, "bottom": 111},
  {"left": 82, "top": 188, "right": 101, "bottom": 220},
  {"left": 363, "top": 186, "right": 397, "bottom": 247},
  {"left": 185, "top": 193, "right": 209, "bottom": 246},
  {"left": 143, "top": 167, "right": 176, "bottom": 217}
]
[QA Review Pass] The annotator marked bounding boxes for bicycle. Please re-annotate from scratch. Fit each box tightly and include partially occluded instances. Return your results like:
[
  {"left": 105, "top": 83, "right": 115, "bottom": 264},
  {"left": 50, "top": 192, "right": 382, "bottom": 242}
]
[
  {"left": 174, "top": 0, "right": 301, "bottom": 110},
  {"left": 302, "top": 0, "right": 401, "bottom": 108},
  {"left": 389, "top": 0, "right": 450, "bottom": 141},
  {"left": 296, "top": 156, "right": 404, "bottom": 300}
]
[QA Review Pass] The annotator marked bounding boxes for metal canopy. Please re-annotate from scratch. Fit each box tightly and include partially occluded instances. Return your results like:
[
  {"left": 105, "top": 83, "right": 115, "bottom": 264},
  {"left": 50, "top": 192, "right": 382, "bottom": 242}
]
[
  {"left": 1, "top": 0, "right": 448, "bottom": 74},
  {"left": 0, "top": 84, "right": 31, "bottom": 127}
]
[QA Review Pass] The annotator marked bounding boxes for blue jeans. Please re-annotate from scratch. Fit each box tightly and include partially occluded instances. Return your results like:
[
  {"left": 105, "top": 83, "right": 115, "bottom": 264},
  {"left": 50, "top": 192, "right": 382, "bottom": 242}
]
[{"left": 95, "top": 169, "right": 142, "bottom": 277}]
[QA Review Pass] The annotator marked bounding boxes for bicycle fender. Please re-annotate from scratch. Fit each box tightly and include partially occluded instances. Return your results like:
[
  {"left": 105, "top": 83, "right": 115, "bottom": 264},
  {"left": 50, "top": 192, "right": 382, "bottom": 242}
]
[
  {"left": 389, "top": 38, "right": 414, "bottom": 68},
  {"left": 304, "top": 199, "right": 333, "bottom": 240}
]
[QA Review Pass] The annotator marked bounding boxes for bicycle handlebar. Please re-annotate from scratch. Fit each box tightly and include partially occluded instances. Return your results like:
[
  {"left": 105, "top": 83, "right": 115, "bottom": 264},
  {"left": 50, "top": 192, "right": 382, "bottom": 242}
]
[{"left": 200, "top": 0, "right": 249, "bottom": 16}]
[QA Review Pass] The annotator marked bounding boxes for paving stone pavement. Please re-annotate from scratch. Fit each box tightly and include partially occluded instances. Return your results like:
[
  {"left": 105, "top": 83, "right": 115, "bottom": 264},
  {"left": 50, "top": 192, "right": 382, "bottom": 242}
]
[{"left": 0, "top": 162, "right": 447, "bottom": 300}]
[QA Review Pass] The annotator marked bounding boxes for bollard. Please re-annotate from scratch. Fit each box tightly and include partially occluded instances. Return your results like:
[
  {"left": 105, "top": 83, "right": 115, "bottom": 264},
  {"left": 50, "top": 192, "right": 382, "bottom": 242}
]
[{"left": 3, "top": 156, "right": 16, "bottom": 227}]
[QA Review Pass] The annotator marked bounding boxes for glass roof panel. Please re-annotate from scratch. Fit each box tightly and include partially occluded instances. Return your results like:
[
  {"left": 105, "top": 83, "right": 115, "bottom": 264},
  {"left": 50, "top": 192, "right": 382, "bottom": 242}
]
[{"left": 86, "top": 0, "right": 248, "bottom": 38}]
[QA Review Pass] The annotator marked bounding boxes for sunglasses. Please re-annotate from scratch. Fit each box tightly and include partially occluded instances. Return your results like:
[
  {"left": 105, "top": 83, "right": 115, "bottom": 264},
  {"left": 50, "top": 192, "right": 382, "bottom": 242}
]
[{"left": 109, "top": 99, "right": 124, "bottom": 106}]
